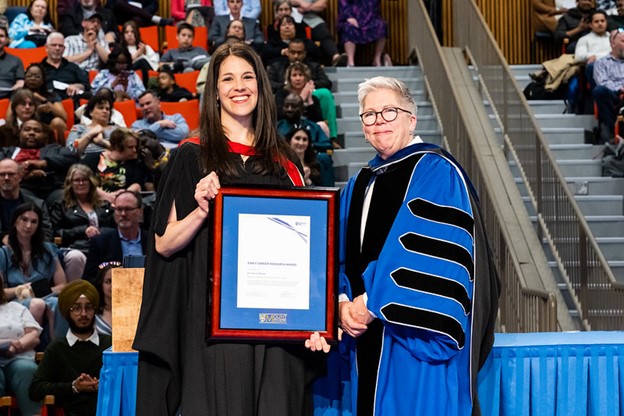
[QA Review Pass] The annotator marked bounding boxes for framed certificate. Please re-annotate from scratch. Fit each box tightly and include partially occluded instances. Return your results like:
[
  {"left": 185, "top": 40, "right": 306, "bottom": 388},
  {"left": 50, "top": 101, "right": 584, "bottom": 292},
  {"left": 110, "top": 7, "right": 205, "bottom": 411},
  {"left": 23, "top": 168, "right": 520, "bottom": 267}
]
[{"left": 210, "top": 186, "right": 339, "bottom": 343}]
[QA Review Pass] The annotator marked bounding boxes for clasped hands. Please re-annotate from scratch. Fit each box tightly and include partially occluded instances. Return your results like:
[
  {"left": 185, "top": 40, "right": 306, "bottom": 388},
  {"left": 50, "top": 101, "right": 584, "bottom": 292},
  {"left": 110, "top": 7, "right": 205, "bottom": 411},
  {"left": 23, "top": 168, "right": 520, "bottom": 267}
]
[
  {"left": 74, "top": 373, "right": 99, "bottom": 393},
  {"left": 339, "top": 295, "right": 374, "bottom": 338}
]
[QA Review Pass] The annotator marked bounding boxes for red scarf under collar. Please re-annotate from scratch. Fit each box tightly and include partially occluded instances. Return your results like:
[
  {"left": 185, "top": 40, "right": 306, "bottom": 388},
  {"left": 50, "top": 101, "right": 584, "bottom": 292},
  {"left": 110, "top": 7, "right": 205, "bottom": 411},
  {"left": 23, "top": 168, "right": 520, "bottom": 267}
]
[{"left": 179, "top": 137, "right": 304, "bottom": 186}]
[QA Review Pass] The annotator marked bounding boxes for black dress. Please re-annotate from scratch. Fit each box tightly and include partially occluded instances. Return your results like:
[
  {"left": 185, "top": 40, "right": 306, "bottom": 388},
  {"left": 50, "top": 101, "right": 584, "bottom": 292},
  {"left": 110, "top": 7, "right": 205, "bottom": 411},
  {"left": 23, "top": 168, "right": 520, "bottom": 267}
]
[{"left": 133, "top": 142, "right": 323, "bottom": 415}]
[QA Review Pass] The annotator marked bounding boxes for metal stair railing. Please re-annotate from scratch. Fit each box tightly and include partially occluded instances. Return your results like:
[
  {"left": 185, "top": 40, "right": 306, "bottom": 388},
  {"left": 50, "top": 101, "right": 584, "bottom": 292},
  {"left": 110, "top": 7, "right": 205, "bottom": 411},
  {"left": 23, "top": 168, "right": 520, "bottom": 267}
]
[
  {"left": 411, "top": 1, "right": 563, "bottom": 331},
  {"left": 451, "top": 0, "right": 624, "bottom": 330}
]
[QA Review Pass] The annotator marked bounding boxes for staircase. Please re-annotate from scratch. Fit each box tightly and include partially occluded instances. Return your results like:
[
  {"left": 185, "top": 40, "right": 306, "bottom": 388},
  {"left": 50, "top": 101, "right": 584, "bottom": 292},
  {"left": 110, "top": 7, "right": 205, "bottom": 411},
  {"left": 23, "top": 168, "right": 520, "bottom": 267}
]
[
  {"left": 325, "top": 66, "right": 442, "bottom": 185},
  {"left": 508, "top": 65, "right": 624, "bottom": 310}
]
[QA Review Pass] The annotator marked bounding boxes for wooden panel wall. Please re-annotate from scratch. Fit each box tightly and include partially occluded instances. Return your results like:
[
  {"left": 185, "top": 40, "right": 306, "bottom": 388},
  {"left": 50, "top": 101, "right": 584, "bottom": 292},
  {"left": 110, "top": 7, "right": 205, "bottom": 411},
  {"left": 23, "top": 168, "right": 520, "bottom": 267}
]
[
  {"left": 11, "top": 0, "right": 409, "bottom": 65},
  {"left": 442, "top": 0, "right": 559, "bottom": 64}
]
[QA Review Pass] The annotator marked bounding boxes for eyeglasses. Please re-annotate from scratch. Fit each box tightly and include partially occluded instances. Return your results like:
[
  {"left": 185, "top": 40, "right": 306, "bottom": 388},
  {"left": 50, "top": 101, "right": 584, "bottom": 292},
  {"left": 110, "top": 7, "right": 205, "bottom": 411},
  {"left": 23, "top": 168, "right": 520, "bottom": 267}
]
[
  {"left": 69, "top": 304, "right": 95, "bottom": 314},
  {"left": 359, "top": 107, "right": 412, "bottom": 126},
  {"left": 71, "top": 177, "right": 89, "bottom": 184},
  {"left": 98, "top": 261, "right": 122, "bottom": 269},
  {"left": 114, "top": 207, "right": 140, "bottom": 214}
]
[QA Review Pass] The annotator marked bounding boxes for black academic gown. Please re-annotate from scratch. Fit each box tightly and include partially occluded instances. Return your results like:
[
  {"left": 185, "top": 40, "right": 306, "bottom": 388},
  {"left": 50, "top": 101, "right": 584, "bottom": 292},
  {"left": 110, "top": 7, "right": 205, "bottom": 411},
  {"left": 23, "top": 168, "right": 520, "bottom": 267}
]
[{"left": 133, "top": 142, "right": 323, "bottom": 415}]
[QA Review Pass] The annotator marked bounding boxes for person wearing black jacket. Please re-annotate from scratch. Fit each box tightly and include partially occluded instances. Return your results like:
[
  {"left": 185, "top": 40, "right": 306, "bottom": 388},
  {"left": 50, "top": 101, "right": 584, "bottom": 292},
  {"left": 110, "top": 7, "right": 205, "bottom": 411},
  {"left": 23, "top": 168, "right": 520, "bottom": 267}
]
[
  {"left": 555, "top": 0, "right": 595, "bottom": 53},
  {"left": 59, "top": 0, "right": 118, "bottom": 43}
]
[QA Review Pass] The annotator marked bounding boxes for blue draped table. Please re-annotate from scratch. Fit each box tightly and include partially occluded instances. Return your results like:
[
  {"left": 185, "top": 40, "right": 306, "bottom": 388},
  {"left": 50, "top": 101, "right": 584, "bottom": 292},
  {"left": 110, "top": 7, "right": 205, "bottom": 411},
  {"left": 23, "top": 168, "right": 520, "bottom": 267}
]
[{"left": 97, "top": 332, "right": 624, "bottom": 415}]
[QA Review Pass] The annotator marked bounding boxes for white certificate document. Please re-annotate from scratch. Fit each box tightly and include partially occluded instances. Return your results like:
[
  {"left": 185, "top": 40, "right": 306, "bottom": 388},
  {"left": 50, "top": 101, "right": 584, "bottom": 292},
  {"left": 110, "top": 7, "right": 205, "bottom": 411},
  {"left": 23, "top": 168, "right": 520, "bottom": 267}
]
[{"left": 237, "top": 213, "right": 311, "bottom": 310}]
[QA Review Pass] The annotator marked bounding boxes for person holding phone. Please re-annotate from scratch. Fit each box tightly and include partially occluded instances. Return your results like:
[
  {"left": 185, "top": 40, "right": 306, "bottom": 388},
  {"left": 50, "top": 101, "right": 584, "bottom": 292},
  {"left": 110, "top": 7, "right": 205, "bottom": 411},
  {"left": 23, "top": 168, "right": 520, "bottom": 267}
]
[{"left": 91, "top": 45, "right": 145, "bottom": 101}]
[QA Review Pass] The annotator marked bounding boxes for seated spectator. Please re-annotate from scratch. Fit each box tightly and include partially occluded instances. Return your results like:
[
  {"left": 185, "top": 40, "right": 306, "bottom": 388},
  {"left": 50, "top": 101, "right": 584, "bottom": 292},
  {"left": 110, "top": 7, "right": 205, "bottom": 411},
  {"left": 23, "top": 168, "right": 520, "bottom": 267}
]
[
  {"left": 63, "top": 13, "right": 110, "bottom": 72},
  {"left": 0, "top": 202, "right": 67, "bottom": 335},
  {"left": 172, "top": 0, "right": 214, "bottom": 26},
  {"left": 29, "top": 280, "right": 112, "bottom": 416},
  {"left": 83, "top": 128, "right": 152, "bottom": 194},
  {"left": 137, "top": 129, "right": 168, "bottom": 190},
  {"left": 160, "top": 22, "right": 210, "bottom": 73},
  {"left": 597, "top": 0, "right": 617, "bottom": 14},
  {"left": 285, "top": 126, "right": 321, "bottom": 186},
  {"left": 532, "top": 0, "right": 569, "bottom": 33},
  {"left": 104, "top": 0, "right": 173, "bottom": 27},
  {"left": 48, "top": 164, "right": 114, "bottom": 255},
  {"left": 593, "top": 28, "right": 624, "bottom": 143},
  {"left": 66, "top": 89, "right": 116, "bottom": 157},
  {"left": 338, "top": 0, "right": 388, "bottom": 67},
  {"left": 83, "top": 190, "right": 147, "bottom": 282},
  {"left": 267, "top": 39, "right": 338, "bottom": 140},
  {"left": 575, "top": 9, "right": 611, "bottom": 91},
  {"left": 208, "top": 0, "right": 264, "bottom": 53},
  {"left": 74, "top": 87, "right": 126, "bottom": 127},
  {"left": 23, "top": 64, "right": 68, "bottom": 144},
  {"left": 277, "top": 93, "right": 334, "bottom": 186},
  {"left": 277, "top": 62, "right": 325, "bottom": 127},
  {"left": 214, "top": 0, "right": 260, "bottom": 20},
  {"left": 555, "top": 0, "right": 595, "bottom": 53},
  {"left": 156, "top": 67, "right": 194, "bottom": 102},
  {"left": 289, "top": 0, "right": 347, "bottom": 66},
  {"left": 608, "top": 0, "right": 624, "bottom": 30},
  {"left": 0, "top": 25, "right": 25, "bottom": 100},
  {"left": 8, "top": 0, "right": 54, "bottom": 49},
  {"left": 91, "top": 45, "right": 145, "bottom": 102},
  {"left": 266, "top": 0, "right": 309, "bottom": 44},
  {"left": 41, "top": 32, "right": 91, "bottom": 102},
  {"left": 0, "top": 159, "right": 53, "bottom": 243},
  {"left": 0, "top": 119, "right": 78, "bottom": 201},
  {"left": 131, "top": 91, "right": 190, "bottom": 148},
  {"left": 262, "top": 15, "right": 321, "bottom": 66},
  {"left": 120, "top": 20, "right": 159, "bottom": 88},
  {"left": 0, "top": 89, "right": 40, "bottom": 147},
  {"left": 59, "top": 0, "right": 117, "bottom": 43},
  {"left": 0, "top": 273, "right": 42, "bottom": 416},
  {"left": 94, "top": 260, "right": 120, "bottom": 335}
]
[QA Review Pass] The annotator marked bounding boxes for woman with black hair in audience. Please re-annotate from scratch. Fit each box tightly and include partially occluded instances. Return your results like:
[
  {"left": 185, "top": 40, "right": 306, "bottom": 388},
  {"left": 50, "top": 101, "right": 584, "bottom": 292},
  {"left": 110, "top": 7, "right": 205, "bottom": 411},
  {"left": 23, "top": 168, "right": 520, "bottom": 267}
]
[
  {"left": 0, "top": 89, "right": 39, "bottom": 147},
  {"left": 266, "top": 0, "right": 309, "bottom": 43},
  {"left": 91, "top": 44, "right": 146, "bottom": 102},
  {"left": 262, "top": 14, "right": 321, "bottom": 66},
  {"left": 66, "top": 89, "right": 116, "bottom": 158},
  {"left": 120, "top": 20, "right": 160, "bottom": 88},
  {"left": 0, "top": 202, "right": 67, "bottom": 335},
  {"left": 285, "top": 126, "right": 321, "bottom": 186},
  {"left": 84, "top": 127, "right": 152, "bottom": 194},
  {"left": 156, "top": 67, "right": 194, "bottom": 102},
  {"left": 22, "top": 64, "right": 68, "bottom": 144},
  {"left": 94, "top": 261, "right": 121, "bottom": 335},
  {"left": 8, "top": 0, "right": 54, "bottom": 48}
]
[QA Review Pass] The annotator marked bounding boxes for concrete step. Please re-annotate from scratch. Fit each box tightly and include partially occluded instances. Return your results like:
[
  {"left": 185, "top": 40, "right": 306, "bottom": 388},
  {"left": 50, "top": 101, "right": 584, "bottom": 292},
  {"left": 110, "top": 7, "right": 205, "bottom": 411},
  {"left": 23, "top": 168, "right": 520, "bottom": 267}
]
[
  {"left": 510, "top": 159, "right": 602, "bottom": 178},
  {"left": 337, "top": 115, "right": 439, "bottom": 134},
  {"left": 326, "top": 66, "right": 423, "bottom": 81},
  {"left": 516, "top": 176, "right": 624, "bottom": 198},
  {"left": 585, "top": 215, "right": 624, "bottom": 238},
  {"left": 595, "top": 237, "right": 624, "bottom": 261},
  {"left": 343, "top": 130, "right": 442, "bottom": 148},
  {"left": 541, "top": 127, "right": 587, "bottom": 144},
  {"left": 523, "top": 195, "right": 624, "bottom": 217},
  {"left": 332, "top": 147, "right": 377, "bottom": 166},
  {"left": 535, "top": 114, "right": 597, "bottom": 130},
  {"left": 548, "top": 144, "right": 604, "bottom": 160},
  {"left": 527, "top": 100, "right": 567, "bottom": 115},
  {"left": 334, "top": 77, "right": 423, "bottom": 93},
  {"left": 338, "top": 100, "right": 433, "bottom": 117}
]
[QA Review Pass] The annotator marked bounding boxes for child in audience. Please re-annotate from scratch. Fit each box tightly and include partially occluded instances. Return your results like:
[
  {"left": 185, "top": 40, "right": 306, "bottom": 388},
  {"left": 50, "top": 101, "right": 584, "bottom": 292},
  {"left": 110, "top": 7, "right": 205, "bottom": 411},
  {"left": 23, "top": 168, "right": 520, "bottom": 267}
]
[
  {"left": 156, "top": 67, "right": 194, "bottom": 102},
  {"left": 160, "top": 22, "right": 210, "bottom": 73}
]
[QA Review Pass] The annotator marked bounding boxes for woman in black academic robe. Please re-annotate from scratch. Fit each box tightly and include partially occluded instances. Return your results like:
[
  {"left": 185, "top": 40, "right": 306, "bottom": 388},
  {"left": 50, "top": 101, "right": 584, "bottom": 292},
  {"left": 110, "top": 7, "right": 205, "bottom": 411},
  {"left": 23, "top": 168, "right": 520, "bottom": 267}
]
[{"left": 133, "top": 42, "right": 329, "bottom": 416}]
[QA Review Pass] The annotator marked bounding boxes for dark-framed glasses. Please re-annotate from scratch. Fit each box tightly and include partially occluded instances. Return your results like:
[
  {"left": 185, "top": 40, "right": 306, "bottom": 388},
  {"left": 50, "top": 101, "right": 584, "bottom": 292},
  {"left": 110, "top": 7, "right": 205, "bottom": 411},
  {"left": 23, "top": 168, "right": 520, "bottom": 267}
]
[
  {"left": 69, "top": 304, "right": 95, "bottom": 314},
  {"left": 359, "top": 107, "right": 412, "bottom": 126}
]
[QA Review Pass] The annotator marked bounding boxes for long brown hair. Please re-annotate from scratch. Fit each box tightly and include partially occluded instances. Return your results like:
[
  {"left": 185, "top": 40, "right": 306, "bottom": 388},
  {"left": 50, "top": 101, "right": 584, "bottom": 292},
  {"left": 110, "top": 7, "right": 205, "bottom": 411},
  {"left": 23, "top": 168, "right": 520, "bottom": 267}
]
[{"left": 199, "top": 43, "right": 291, "bottom": 177}]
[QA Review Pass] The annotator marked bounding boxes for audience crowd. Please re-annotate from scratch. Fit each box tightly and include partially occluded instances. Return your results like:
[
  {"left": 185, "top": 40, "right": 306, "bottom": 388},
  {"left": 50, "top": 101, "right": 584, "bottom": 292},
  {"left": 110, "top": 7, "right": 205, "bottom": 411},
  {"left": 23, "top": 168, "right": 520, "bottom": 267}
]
[{"left": 0, "top": 0, "right": 394, "bottom": 413}]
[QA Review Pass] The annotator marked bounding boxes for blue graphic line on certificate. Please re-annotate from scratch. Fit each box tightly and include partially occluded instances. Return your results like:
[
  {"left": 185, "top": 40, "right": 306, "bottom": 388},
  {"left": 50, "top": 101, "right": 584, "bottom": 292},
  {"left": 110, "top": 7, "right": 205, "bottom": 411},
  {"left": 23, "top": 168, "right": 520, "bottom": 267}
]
[{"left": 268, "top": 217, "right": 309, "bottom": 243}]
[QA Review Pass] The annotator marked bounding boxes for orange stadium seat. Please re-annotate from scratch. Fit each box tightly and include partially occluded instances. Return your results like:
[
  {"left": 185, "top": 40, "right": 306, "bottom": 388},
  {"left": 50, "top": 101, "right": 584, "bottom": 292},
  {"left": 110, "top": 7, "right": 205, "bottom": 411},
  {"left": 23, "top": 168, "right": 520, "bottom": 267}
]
[
  {"left": 0, "top": 98, "right": 9, "bottom": 119},
  {"left": 61, "top": 98, "right": 75, "bottom": 130},
  {"left": 139, "top": 25, "right": 160, "bottom": 52},
  {"left": 161, "top": 99, "right": 200, "bottom": 131},
  {"left": 5, "top": 46, "right": 47, "bottom": 69},
  {"left": 114, "top": 99, "right": 139, "bottom": 126},
  {"left": 164, "top": 25, "right": 208, "bottom": 50},
  {"left": 174, "top": 70, "right": 200, "bottom": 94}
]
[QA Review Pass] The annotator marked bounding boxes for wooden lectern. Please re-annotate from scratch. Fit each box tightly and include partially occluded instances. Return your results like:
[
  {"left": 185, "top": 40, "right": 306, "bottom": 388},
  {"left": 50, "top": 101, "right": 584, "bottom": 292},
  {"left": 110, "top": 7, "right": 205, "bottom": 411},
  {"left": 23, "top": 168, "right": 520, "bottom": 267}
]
[{"left": 111, "top": 268, "right": 145, "bottom": 352}]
